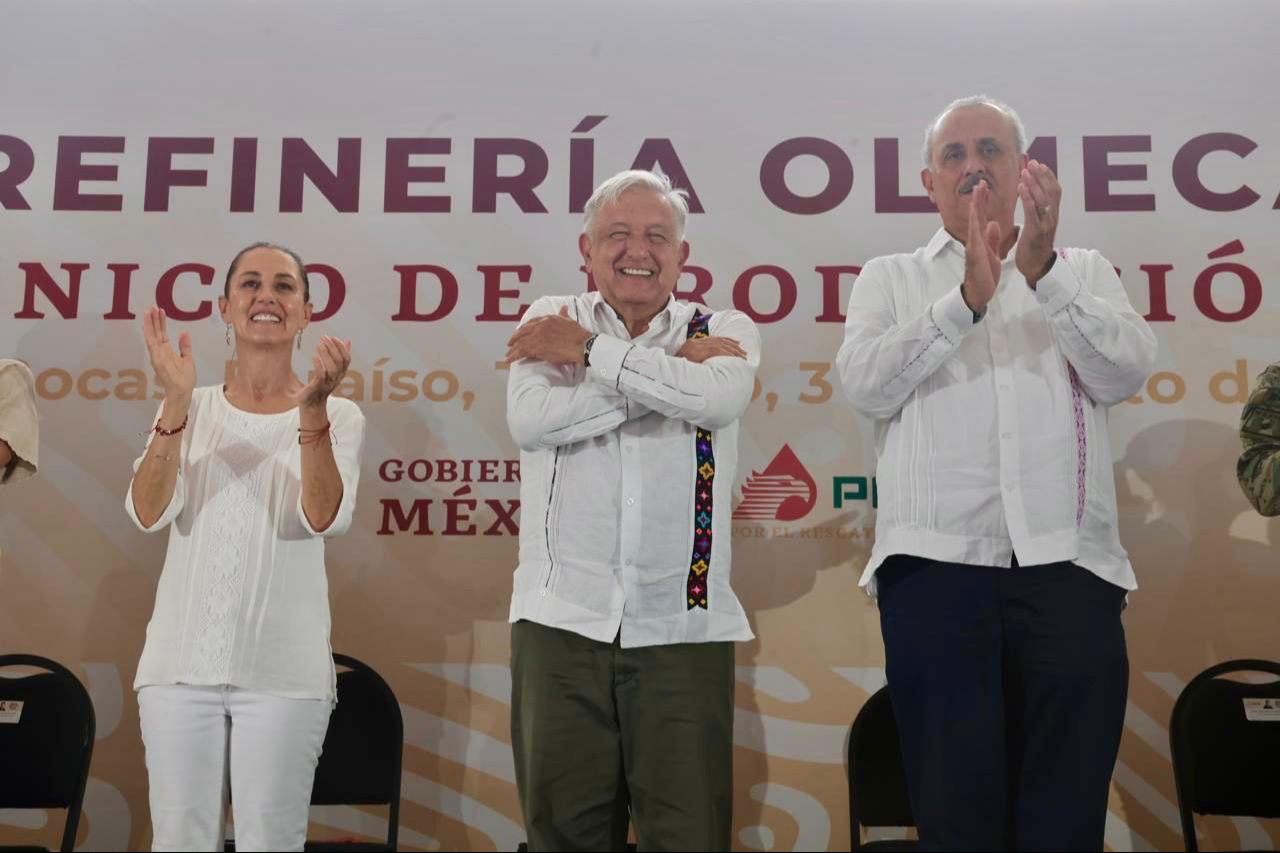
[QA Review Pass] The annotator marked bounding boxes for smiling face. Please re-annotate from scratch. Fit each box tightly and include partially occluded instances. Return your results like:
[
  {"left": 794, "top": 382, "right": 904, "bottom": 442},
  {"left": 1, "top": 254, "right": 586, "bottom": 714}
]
[
  {"left": 921, "top": 103, "right": 1027, "bottom": 239},
  {"left": 218, "top": 246, "right": 312, "bottom": 347},
  {"left": 579, "top": 188, "right": 690, "bottom": 324}
]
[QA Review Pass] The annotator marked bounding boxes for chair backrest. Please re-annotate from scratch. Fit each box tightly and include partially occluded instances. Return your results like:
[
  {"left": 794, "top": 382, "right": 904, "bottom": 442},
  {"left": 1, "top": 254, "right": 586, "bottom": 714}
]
[
  {"left": 1170, "top": 658, "right": 1280, "bottom": 853},
  {"left": 847, "top": 685, "right": 914, "bottom": 850},
  {"left": 0, "top": 653, "right": 96, "bottom": 853},
  {"left": 309, "top": 654, "right": 404, "bottom": 848}
]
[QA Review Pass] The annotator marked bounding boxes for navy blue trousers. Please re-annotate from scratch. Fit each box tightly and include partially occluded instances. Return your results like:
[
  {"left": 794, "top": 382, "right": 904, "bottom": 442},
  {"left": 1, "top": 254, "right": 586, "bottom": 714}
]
[{"left": 877, "top": 555, "right": 1128, "bottom": 852}]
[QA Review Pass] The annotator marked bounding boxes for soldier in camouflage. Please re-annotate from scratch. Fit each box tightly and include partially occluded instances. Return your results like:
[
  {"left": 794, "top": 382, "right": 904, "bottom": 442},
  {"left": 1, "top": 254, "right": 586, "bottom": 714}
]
[{"left": 1238, "top": 363, "right": 1280, "bottom": 516}]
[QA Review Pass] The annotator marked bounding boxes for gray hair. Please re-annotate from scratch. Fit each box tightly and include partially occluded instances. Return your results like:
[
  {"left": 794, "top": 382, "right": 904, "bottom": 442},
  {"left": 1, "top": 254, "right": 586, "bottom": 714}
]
[
  {"left": 921, "top": 95, "right": 1028, "bottom": 169},
  {"left": 581, "top": 169, "right": 690, "bottom": 242}
]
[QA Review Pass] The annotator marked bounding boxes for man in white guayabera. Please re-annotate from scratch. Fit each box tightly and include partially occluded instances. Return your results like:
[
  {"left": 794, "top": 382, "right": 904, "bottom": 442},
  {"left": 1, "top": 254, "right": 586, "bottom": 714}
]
[
  {"left": 837, "top": 96, "right": 1157, "bottom": 852},
  {"left": 504, "top": 169, "right": 760, "bottom": 852}
]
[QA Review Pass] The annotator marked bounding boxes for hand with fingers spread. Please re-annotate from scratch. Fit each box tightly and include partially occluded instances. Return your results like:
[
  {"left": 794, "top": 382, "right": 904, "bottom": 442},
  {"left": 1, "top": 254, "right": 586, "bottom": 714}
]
[
  {"left": 132, "top": 306, "right": 196, "bottom": 527},
  {"left": 142, "top": 306, "right": 197, "bottom": 407},
  {"left": 1015, "top": 159, "right": 1062, "bottom": 286},
  {"left": 293, "top": 335, "right": 353, "bottom": 409},
  {"left": 505, "top": 306, "right": 593, "bottom": 365},
  {"left": 961, "top": 180, "right": 1004, "bottom": 314},
  {"left": 675, "top": 336, "right": 748, "bottom": 364}
]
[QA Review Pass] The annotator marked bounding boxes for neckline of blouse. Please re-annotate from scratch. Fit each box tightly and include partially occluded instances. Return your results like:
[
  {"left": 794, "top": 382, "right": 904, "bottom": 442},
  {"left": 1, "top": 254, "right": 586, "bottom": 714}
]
[{"left": 218, "top": 385, "right": 303, "bottom": 420}]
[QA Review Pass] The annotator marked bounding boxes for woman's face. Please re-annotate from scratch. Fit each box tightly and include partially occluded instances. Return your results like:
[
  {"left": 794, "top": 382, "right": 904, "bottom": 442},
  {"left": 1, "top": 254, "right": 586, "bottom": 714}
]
[{"left": 219, "top": 247, "right": 312, "bottom": 349}]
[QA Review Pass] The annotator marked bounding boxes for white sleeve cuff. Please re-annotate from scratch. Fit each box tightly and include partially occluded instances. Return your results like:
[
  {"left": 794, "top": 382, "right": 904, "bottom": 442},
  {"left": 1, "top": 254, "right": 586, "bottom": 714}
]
[
  {"left": 1032, "top": 254, "right": 1081, "bottom": 316},
  {"left": 932, "top": 285, "right": 981, "bottom": 346},
  {"left": 584, "top": 334, "right": 633, "bottom": 389}
]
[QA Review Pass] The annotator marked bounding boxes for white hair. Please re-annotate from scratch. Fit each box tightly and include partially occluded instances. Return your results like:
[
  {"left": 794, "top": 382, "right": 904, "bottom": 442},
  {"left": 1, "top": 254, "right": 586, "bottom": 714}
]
[
  {"left": 581, "top": 169, "right": 690, "bottom": 242},
  {"left": 921, "top": 94, "right": 1028, "bottom": 168}
]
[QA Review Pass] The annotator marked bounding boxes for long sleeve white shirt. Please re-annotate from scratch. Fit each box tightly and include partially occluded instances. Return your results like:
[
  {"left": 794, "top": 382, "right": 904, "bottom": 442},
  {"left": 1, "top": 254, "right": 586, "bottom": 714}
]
[
  {"left": 837, "top": 228, "right": 1157, "bottom": 594},
  {"left": 126, "top": 386, "right": 365, "bottom": 703},
  {"left": 507, "top": 293, "right": 759, "bottom": 647}
]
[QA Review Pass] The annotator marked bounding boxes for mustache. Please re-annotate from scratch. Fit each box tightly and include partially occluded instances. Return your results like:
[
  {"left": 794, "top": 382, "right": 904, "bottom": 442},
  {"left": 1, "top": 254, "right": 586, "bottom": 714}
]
[{"left": 959, "top": 173, "right": 993, "bottom": 195}]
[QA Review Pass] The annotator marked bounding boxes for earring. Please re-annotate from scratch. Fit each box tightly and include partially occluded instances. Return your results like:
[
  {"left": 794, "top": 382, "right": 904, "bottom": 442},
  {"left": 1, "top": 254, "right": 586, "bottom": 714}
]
[
  {"left": 296, "top": 331, "right": 303, "bottom": 351},
  {"left": 226, "top": 324, "right": 232, "bottom": 346}
]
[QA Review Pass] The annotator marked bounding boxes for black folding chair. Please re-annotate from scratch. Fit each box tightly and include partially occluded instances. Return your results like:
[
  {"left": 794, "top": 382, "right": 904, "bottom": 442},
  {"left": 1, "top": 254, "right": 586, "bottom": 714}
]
[
  {"left": 0, "top": 654, "right": 96, "bottom": 853},
  {"left": 847, "top": 685, "right": 918, "bottom": 852},
  {"left": 303, "top": 653, "right": 404, "bottom": 852},
  {"left": 1170, "top": 658, "right": 1280, "bottom": 853}
]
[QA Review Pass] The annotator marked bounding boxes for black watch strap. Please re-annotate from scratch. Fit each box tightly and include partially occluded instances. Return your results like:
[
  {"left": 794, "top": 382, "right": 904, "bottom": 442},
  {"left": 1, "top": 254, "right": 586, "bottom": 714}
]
[
  {"left": 960, "top": 284, "right": 985, "bottom": 324},
  {"left": 583, "top": 334, "right": 598, "bottom": 367}
]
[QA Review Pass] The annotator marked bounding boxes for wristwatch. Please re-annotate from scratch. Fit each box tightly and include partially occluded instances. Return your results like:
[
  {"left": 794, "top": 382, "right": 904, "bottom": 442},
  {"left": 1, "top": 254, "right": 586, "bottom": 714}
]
[{"left": 583, "top": 334, "right": 599, "bottom": 367}]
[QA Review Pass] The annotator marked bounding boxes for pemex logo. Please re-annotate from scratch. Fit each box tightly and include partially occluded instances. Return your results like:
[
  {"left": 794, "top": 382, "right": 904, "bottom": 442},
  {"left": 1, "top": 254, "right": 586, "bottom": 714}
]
[{"left": 733, "top": 444, "right": 818, "bottom": 522}]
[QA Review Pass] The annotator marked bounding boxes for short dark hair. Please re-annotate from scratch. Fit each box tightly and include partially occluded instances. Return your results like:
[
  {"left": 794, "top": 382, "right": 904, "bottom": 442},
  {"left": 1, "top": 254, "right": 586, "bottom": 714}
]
[{"left": 224, "top": 242, "right": 311, "bottom": 302}]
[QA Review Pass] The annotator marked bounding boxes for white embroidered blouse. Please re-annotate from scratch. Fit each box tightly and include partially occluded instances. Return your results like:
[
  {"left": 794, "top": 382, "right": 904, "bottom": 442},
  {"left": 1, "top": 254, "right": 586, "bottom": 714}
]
[{"left": 126, "top": 385, "right": 365, "bottom": 703}]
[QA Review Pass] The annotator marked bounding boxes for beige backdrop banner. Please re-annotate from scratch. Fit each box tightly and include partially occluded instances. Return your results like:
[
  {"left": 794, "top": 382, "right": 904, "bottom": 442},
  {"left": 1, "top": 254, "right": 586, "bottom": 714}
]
[{"left": 2, "top": 1, "right": 1278, "bottom": 849}]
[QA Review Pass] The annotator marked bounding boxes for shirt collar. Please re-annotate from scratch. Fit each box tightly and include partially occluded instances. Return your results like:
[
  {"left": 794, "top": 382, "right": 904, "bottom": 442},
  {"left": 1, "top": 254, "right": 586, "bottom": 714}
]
[
  {"left": 591, "top": 292, "right": 680, "bottom": 335},
  {"left": 925, "top": 227, "right": 959, "bottom": 260},
  {"left": 925, "top": 224, "right": 1025, "bottom": 264}
]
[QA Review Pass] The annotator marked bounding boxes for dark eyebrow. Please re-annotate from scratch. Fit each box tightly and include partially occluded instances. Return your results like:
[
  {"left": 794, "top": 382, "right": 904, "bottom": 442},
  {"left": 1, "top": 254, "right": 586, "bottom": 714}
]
[
  {"left": 273, "top": 272, "right": 296, "bottom": 280},
  {"left": 941, "top": 142, "right": 964, "bottom": 156},
  {"left": 978, "top": 137, "right": 1002, "bottom": 149}
]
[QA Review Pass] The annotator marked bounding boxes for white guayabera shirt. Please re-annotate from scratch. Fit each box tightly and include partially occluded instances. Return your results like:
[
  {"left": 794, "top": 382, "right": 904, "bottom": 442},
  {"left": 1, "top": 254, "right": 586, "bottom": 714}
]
[
  {"left": 838, "top": 228, "right": 1158, "bottom": 595},
  {"left": 126, "top": 386, "right": 365, "bottom": 703},
  {"left": 507, "top": 293, "right": 760, "bottom": 647}
]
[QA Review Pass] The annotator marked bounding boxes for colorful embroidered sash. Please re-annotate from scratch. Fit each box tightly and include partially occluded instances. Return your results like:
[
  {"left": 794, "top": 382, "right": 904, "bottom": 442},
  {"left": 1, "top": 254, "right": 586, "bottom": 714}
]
[{"left": 685, "top": 311, "right": 715, "bottom": 610}]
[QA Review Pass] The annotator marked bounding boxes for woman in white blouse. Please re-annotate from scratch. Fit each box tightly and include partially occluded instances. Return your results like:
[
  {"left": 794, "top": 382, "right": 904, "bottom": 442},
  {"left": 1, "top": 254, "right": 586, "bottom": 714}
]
[{"left": 126, "top": 242, "right": 365, "bottom": 852}]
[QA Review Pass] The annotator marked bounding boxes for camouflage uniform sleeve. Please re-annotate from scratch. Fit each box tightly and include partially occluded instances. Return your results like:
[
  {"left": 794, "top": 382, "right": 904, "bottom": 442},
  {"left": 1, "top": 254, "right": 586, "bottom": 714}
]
[{"left": 1237, "top": 363, "right": 1280, "bottom": 516}]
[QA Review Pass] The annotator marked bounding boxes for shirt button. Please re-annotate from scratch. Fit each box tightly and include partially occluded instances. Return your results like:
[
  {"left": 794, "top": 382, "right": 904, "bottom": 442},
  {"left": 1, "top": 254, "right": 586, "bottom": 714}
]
[
  {"left": 626, "top": 497, "right": 635, "bottom": 506},
  {"left": 1005, "top": 483, "right": 1016, "bottom": 492},
  {"left": 625, "top": 445, "right": 634, "bottom": 453}
]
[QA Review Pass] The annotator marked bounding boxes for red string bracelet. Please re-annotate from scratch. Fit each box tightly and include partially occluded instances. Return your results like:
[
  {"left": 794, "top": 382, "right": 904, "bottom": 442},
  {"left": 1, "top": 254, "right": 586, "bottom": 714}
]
[
  {"left": 142, "top": 414, "right": 188, "bottom": 437},
  {"left": 298, "top": 422, "right": 334, "bottom": 447}
]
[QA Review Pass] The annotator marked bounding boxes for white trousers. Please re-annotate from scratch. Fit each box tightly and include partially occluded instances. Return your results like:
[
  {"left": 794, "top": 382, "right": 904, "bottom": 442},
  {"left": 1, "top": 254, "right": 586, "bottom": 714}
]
[{"left": 138, "top": 684, "right": 331, "bottom": 852}]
